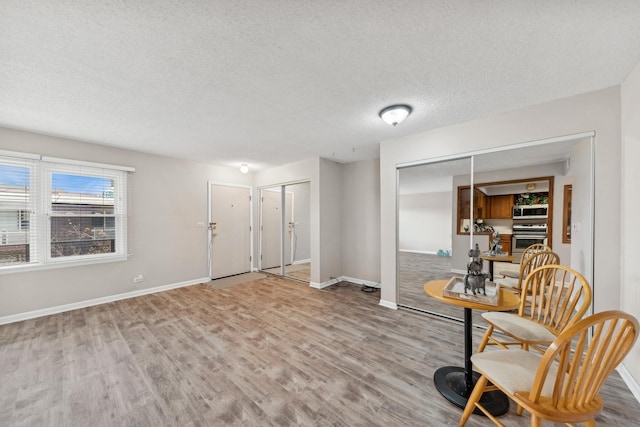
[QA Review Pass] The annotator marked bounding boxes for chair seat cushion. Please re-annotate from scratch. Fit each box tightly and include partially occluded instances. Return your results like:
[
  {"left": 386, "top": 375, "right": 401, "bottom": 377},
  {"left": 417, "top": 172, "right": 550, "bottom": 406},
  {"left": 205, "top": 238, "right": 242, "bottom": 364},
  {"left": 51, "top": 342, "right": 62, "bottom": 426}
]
[
  {"left": 481, "top": 312, "right": 557, "bottom": 343},
  {"left": 471, "top": 349, "right": 558, "bottom": 397},
  {"left": 495, "top": 277, "right": 519, "bottom": 288},
  {"left": 498, "top": 270, "right": 519, "bottom": 279}
]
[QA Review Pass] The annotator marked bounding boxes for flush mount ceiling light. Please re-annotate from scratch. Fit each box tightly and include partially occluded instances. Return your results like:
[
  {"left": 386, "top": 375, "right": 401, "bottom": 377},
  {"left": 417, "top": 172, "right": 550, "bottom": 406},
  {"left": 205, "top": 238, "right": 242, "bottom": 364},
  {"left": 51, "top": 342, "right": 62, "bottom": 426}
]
[
  {"left": 379, "top": 104, "right": 412, "bottom": 126},
  {"left": 526, "top": 183, "right": 536, "bottom": 191},
  {"left": 240, "top": 163, "right": 249, "bottom": 174}
]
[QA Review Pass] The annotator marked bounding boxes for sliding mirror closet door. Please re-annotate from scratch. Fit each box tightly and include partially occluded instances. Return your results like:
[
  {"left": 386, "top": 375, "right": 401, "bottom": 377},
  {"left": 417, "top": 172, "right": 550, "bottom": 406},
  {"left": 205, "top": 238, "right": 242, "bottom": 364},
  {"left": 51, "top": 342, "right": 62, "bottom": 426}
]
[
  {"left": 283, "top": 182, "right": 310, "bottom": 282},
  {"left": 397, "top": 136, "right": 594, "bottom": 326},
  {"left": 260, "top": 186, "right": 284, "bottom": 274},
  {"left": 397, "top": 157, "right": 471, "bottom": 318},
  {"left": 259, "top": 182, "right": 311, "bottom": 282},
  {"left": 397, "top": 156, "right": 505, "bottom": 325},
  {"left": 471, "top": 137, "right": 594, "bottom": 315}
]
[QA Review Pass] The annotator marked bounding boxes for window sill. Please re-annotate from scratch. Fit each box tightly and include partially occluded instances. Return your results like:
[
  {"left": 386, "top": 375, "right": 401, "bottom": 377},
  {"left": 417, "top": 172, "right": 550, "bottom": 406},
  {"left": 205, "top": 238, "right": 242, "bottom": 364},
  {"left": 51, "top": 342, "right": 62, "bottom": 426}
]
[{"left": 0, "top": 254, "right": 128, "bottom": 275}]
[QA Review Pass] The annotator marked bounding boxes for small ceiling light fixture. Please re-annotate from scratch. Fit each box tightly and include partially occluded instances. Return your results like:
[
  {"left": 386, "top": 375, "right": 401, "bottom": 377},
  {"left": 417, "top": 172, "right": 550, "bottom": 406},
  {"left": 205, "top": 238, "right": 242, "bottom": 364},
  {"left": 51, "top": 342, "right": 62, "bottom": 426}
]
[
  {"left": 526, "top": 183, "right": 536, "bottom": 191},
  {"left": 379, "top": 104, "right": 412, "bottom": 126},
  {"left": 240, "top": 163, "right": 249, "bottom": 174}
]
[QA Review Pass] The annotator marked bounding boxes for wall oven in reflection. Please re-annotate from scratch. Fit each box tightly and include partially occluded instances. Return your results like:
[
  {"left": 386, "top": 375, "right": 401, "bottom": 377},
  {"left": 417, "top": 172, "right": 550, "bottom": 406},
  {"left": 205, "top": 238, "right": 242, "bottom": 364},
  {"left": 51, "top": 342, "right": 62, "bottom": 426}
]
[{"left": 512, "top": 235, "right": 548, "bottom": 257}]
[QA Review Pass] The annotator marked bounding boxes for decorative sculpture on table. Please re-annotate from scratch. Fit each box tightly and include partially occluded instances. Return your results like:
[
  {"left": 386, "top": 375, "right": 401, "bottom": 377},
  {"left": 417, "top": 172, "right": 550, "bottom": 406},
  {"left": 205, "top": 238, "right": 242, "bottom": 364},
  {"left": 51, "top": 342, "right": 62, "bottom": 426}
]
[
  {"left": 489, "top": 231, "right": 502, "bottom": 255},
  {"left": 464, "top": 243, "right": 487, "bottom": 295}
]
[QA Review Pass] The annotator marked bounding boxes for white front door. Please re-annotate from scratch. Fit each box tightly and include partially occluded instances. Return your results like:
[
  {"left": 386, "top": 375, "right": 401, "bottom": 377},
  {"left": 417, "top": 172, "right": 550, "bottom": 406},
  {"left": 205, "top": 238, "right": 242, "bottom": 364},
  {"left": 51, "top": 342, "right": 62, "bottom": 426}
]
[{"left": 209, "top": 184, "right": 251, "bottom": 279}]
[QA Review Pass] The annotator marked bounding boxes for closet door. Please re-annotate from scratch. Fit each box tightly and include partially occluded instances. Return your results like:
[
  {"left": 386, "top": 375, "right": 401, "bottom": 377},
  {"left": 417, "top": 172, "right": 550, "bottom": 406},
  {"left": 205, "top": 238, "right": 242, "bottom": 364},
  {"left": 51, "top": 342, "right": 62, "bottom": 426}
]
[
  {"left": 397, "top": 157, "right": 471, "bottom": 319},
  {"left": 259, "top": 181, "right": 311, "bottom": 282},
  {"left": 260, "top": 187, "right": 282, "bottom": 271},
  {"left": 396, "top": 137, "right": 594, "bottom": 326},
  {"left": 283, "top": 181, "right": 310, "bottom": 282}
]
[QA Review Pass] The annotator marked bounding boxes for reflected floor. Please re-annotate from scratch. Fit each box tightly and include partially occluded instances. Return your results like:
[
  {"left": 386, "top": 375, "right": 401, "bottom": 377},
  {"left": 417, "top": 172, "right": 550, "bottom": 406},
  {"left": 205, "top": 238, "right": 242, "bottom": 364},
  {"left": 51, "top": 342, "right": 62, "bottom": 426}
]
[
  {"left": 263, "top": 262, "right": 310, "bottom": 282},
  {"left": 398, "top": 251, "right": 505, "bottom": 327}
]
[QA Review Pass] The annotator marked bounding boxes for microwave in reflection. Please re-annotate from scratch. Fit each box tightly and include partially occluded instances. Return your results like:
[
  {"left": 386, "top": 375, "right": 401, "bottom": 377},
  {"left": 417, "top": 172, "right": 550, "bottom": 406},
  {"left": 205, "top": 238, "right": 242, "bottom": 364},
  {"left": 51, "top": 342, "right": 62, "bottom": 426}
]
[{"left": 512, "top": 204, "right": 548, "bottom": 219}]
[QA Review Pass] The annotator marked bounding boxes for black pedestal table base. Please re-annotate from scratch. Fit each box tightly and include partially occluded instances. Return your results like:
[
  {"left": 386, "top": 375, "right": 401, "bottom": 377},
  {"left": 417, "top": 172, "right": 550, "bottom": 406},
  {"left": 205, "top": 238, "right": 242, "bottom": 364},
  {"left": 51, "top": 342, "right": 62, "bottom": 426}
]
[{"left": 433, "top": 366, "right": 509, "bottom": 416}]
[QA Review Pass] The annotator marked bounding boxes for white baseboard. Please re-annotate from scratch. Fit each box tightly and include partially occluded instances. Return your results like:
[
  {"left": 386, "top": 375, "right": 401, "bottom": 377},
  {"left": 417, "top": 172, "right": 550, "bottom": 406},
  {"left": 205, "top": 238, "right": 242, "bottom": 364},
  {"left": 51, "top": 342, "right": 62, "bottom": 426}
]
[
  {"left": 617, "top": 363, "right": 640, "bottom": 403},
  {"left": 398, "top": 249, "right": 437, "bottom": 255},
  {"left": 292, "top": 258, "right": 310, "bottom": 265},
  {"left": 309, "top": 278, "right": 339, "bottom": 289},
  {"left": 310, "top": 275, "right": 380, "bottom": 290},
  {"left": 0, "top": 277, "right": 210, "bottom": 326},
  {"left": 379, "top": 299, "right": 397, "bottom": 310},
  {"left": 339, "top": 276, "right": 380, "bottom": 288}
]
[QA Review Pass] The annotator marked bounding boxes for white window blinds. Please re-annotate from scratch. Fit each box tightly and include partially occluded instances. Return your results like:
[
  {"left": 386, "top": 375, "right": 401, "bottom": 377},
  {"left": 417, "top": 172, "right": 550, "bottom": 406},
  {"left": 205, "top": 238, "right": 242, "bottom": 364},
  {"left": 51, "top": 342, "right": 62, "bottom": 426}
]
[
  {"left": 0, "top": 151, "right": 133, "bottom": 272},
  {"left": 0, "top": 156, "right": 38, "bottom": 267}
]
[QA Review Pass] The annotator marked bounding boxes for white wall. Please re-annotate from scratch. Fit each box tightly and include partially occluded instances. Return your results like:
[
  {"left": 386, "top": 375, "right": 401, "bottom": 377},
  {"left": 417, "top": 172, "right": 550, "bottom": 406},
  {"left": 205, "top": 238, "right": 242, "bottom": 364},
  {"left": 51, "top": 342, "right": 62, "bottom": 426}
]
[
  {"left": 621, "top": 62, "right": 640, "bottom": 387},
  {"left": 318, "top": 158, "right": 343, "bottom": 283},
  {"left": 341, "top": 158, "right": 381, "bottom": 283},
  {"left": 567, "top": 139, "right": 594, "bottom": 284},
  {"left": 253, "top": 156, "right": 345, "bottom": 285},
  {"left": 0, "top": 127, "right": 252, "bottom": 317},
  {"left": 398, "top": 192, "right": 452, "bottom": 254},
  {"left": 380, "top": 87, "right": 621, "bottom": 315}
]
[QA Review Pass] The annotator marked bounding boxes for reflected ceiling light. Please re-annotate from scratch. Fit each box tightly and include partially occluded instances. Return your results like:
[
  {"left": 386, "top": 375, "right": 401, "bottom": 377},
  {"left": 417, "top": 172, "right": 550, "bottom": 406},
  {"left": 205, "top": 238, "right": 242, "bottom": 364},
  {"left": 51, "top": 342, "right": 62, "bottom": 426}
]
[
  {"left": 526, "top": 183, "right": 536, "bottom": 191},
  {"left": 379, "top": 104, "right": 412, "bottom": 126},
  {"left": 240, "top": 163, "right": 249, "bottom": 174}
]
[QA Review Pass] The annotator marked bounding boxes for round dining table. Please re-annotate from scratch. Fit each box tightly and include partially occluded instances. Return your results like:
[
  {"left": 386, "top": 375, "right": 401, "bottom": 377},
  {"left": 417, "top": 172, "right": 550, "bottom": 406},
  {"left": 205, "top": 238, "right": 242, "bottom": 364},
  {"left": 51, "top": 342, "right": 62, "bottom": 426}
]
[
  {"left": 479, "top": 253, "right": 517, "bottom": 281},
  {"left": 424, "top": 279, "right": 520, "bottom": 416}
]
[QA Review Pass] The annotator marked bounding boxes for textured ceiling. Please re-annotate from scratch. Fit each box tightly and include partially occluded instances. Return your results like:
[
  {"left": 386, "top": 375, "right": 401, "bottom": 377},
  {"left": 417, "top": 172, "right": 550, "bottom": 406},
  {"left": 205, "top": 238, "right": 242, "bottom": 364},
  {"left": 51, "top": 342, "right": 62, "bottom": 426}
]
[{"left": 2, "top": 1, "right": 640, "bottom": 170}]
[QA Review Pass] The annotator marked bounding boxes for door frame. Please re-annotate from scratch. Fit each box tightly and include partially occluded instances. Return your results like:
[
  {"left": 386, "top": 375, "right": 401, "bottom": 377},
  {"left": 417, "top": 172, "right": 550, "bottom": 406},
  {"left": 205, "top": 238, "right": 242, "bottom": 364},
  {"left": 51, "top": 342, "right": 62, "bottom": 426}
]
[{"left": 207, "top": 181, "right": 254, "bottom": 276}]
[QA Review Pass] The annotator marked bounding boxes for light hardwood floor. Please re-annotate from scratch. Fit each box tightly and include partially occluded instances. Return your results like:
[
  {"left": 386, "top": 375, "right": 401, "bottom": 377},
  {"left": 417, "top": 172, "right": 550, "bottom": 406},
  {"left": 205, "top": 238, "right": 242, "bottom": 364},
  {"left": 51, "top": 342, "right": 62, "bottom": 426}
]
[
  {"left": 263, "top": 262, "right": 311, "bottom": 282},
  {"left": 1, "top": 276, "right": 638, "bottom": 426}
]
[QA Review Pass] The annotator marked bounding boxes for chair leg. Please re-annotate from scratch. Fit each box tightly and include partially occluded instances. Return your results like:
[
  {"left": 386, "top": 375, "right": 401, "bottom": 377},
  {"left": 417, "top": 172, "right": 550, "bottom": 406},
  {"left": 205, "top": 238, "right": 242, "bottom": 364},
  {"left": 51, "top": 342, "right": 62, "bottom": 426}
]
[
  {"left": 459, "top": 375, "right": 488, "bottom": 426},
  {"left": 477, "top": 325, "right": 494, "bottom": 353},
  {"left": 530, "top": 414, "right": 542, "bottom": 427}
]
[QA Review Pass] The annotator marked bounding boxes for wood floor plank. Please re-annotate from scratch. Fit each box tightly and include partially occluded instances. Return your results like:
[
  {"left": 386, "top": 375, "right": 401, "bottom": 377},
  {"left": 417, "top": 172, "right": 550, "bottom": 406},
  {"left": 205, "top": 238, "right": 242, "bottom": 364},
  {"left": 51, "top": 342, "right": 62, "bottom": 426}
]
[{"left": 1, "top": 276, "right": 639, "bottom": 426}]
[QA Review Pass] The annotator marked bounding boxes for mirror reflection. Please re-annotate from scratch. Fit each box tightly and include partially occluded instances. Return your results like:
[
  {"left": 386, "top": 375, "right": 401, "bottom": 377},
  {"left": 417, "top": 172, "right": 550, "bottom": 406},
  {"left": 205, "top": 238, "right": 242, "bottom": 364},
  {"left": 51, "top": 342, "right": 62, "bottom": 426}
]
[
  {"left": 397, "top": 137, "right": 593, "bottom": 326},
  {"left": 283, "top": 182, "right": 310, "bottom": 282},
  {"left": 397, "top": 157, "right": 471, "bottom": 318},
  {"left": 259, "top": 182, "right": 311, "bottom": 282},
  {"left": 260, "top": 186, "right": 284, "bottom": 273}
]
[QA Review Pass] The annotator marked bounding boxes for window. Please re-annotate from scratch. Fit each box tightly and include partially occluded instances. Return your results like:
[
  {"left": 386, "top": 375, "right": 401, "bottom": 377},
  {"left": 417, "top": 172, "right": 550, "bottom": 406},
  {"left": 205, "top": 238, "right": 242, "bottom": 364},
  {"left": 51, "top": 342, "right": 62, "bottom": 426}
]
[
  {"left": 46, "top": 166, "right": 126, "bottom": 262},
  {"left": 0, "top": 159, "right": 35, "bottom": 266},
  {"left": 0, "top": 152, "right": 132, "bottom": 271}
]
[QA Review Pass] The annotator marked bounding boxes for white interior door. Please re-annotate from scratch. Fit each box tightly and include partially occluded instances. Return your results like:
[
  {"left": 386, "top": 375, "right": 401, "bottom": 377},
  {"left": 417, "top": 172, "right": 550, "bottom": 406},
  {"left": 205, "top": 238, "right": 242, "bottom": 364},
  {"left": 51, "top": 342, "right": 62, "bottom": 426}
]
[{"left": 210, "top": 183, "right": 251, "bottom": 279}]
